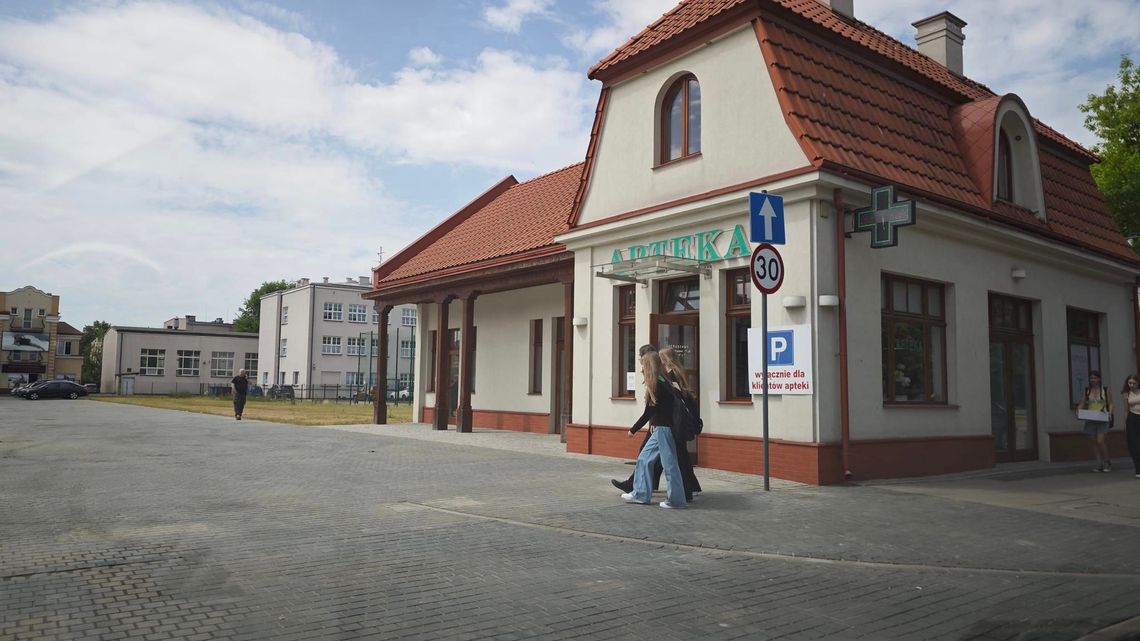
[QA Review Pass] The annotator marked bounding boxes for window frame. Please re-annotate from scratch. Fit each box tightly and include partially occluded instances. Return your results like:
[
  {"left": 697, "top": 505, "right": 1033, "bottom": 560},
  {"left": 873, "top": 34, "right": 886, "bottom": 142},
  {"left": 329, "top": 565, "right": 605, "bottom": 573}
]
[
  {"left": 615, "top": 285, "right": 636, "bottom": 398},
  {"left": 176, "top": 350, "right": 201, "bottom": 377},
  {"left": 402, "top": 308, "right": 417, "bottom": 326},
  {"left": 346, "top": 336, "right": 364, "bottom": 356},
  {"left": 659, "top": 74, "right": 701, "bottom": 165},
  {"left": 139, "top": 349, "right": 165, "bottom": 376},
  {"left": 529, "top": 319, "right": 543, "bottom": 394},
  {"left": 210, "top": 351, "right": 235, "bottom": 378},
  {"left": 244, "top": 352, "right": 258, "bottom": 374},
  {"left": 323, "top": 302, "right": 343, "bottom": 322},
  {"left": 1067, "top": 307, "right": 1101, "bottom": 407},
  {"left": 279, "top": 338, "right": 287, "bottom": 357},
  {"left": 996, "top": 130, "right": 1014, "bottom": 202},
  {"left": 321, "top": 336, "right": 342, "bottom": 355},
  {"left": 347, "top": 304, "right": 368, "bottom": 323},
  {"left": 724, "top": 268, "right": 752, "bottom": 401},
  {"left": 282, "top": 306, "right": 289, "bottom": 324},
  {"left": 399, "top": 338, "right": 415, "bottom": 359},
  {"left": 880, "top": 273, "right": 948, "bottom": 405}
]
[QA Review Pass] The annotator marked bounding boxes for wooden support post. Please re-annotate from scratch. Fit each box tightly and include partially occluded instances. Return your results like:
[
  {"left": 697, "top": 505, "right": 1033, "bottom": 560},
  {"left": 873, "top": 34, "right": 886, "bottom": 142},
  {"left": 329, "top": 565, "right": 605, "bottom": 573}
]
[
  {"left": 373, "top": 303, "right": 393, "bottom": 424},
  {"left": 457, "top": 292, "right": 478, "bottom": 433},
  {"left": 432, "top": 295, "right": 454, "bottom": 430}
]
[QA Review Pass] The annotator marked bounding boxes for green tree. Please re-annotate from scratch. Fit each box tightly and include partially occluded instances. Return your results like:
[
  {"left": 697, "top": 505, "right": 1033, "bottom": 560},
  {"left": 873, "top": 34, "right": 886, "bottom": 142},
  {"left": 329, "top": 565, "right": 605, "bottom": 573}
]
[
  {"left": 232, "top": 280, "right": 294, "bottom": 333},
  {"left": 80, "top": 320, "right": 110, "bottom": 384},
  {"left": 1081, "top": 55, "right": 1140, "bottom": 242}
]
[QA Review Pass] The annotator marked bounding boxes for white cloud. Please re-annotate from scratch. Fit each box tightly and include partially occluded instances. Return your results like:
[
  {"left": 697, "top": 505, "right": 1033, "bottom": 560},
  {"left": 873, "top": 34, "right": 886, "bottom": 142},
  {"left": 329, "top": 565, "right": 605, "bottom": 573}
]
[
  {"left": 857, "top": 0, "right": 1140, "bottom": 147},
  {"left": 563, "top": 0, "right": 678, "bottom": 61},
  {"left": 0, "top": 1, "right": 594, "bottom": 327},
  {"left": 483, "top": 0, "right": 555, "bottom": 33},
  {"left": 408, "top": 46, "right": 442, "bottom": 67}
]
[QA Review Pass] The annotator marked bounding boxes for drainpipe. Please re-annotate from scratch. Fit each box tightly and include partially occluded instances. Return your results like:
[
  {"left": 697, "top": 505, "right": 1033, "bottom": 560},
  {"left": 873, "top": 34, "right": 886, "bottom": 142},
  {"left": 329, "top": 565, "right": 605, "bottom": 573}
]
[
  {"left": 834, "top": 189, "right": 853, "bottom": 481},
  {"left": 1133, "top": 277, "right": 1140, "bottom": 376}
]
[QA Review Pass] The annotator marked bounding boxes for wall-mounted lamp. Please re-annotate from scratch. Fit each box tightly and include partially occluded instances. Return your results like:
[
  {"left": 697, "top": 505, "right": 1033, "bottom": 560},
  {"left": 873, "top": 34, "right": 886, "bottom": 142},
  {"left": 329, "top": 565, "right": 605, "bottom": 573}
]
[
  {"left": 571, "top": 317, "right": 589, "bottom": 327},
  {"left": 781, "top": 296, "right": 807, "bottom": 308},
  {"left": 818, "top": 295, "right": 840, "bottom": 307},
  {"left": 1010, "top": 268, "right": 1027, "bottom": 281}
]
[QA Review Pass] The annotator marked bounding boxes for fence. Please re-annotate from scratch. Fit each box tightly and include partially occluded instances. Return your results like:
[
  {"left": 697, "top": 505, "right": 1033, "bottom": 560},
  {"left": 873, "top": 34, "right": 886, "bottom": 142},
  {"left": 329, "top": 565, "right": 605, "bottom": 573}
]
[{"left": 200, "top": 380, "right": 413, "bottom": 405}]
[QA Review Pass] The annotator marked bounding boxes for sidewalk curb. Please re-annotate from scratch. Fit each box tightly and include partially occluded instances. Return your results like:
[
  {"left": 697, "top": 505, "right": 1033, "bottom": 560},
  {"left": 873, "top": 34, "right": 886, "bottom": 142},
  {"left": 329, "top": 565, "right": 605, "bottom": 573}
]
[{"left": 1074, "top": 615, "right": 1140, "bottom": 641}]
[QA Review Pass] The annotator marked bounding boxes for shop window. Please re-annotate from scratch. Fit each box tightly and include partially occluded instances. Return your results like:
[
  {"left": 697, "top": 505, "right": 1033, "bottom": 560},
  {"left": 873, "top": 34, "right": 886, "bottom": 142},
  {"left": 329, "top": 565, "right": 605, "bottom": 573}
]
[
  {"left": 661, "top": 279, "right": 700, "bottom": 312},
  {"left": 529, "top": 319, "right": 543, "bottom": 394},
  {"left": 1067, "top": 308, "right": 1101, "bottom": 406},
  {"left": 140, "top": 349, "right": 165, "bottom": 376},
  {"left": 725, "top": 269, "right": 752, "bottom": 400},
  {"left": 176, "top": 350, "right": 200, "bottom": 377},
  {"left": 427, "top": 330, "right": 437, "bottom": 392},
  {"left": 615, "top": 286, "right": 636, "bottom": 398},
  {"left": 659, "top": 74, "right": 701, "bottom": 164},
  {"left": 881, "top": 274, "right": 946, "bottom": 403},
  {"left": 210, "top": 351, "right": 234, "bottom": 378}
]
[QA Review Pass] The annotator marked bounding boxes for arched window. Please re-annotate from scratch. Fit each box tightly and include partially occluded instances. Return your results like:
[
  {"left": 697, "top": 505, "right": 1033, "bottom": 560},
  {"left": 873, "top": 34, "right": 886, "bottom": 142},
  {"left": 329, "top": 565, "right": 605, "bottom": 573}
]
[
  {"left": 660, "top": 75, "right": 701, "bottom": 164},
  {"left": 996, "top": 130, "right": 1013, "bottom": 202}
]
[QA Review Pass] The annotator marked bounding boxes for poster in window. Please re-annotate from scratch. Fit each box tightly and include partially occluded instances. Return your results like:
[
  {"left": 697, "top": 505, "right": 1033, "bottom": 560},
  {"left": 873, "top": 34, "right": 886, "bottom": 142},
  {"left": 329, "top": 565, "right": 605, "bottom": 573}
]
[{"left": 2, "top": 332, "right": 50, "bottom": 352}]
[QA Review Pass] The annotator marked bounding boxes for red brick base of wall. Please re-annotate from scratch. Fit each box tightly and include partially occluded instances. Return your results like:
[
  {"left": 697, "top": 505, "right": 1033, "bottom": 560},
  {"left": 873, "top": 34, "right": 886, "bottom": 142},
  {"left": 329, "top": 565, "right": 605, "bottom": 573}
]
[
  {"left": 566, "top": 423, "right": 997, "bottom": 485},
  {"left": 420, "top": 407, "right": 551, "bottom": 433},
  {"left": 1048, "top": 430, "right": 1129, "bottom": 462}
]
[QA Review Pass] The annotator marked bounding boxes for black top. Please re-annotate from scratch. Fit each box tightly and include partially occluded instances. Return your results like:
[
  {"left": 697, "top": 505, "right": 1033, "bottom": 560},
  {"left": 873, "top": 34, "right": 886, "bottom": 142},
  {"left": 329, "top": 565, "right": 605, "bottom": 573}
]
[
  {"left": 630, "top": 377, "right": 677, "bottom": 433},
  {"left": 231, "top": 375, "right": 249, "bottom": 395}
]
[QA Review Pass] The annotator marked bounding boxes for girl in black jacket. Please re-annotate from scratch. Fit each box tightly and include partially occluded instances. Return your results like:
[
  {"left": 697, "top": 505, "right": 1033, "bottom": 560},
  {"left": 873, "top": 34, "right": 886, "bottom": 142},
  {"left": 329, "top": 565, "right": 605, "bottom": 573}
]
[{"left": 621, "top": 351, "right": 688, "bottom": 509}]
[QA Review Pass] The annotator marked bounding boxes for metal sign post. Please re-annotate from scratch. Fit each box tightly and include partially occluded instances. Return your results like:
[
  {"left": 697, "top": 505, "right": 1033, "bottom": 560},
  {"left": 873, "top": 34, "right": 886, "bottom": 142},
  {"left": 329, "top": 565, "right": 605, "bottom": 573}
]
[{"left": 750, "top": 243, "right": 784, "bottom": 491}]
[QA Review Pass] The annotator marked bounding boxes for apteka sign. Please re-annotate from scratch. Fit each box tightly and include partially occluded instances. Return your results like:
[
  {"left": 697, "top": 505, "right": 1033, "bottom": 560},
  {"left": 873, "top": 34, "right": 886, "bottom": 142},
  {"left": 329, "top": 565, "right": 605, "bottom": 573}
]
[{"left": 746, "top": 324, "right": 813, "bottom": 395}]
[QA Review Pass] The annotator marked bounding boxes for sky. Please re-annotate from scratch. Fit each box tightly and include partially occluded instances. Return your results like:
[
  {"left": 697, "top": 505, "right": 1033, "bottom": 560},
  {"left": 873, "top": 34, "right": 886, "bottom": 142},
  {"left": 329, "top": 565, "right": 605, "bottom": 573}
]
[{"left": 2, "top": 0, "right": 1138, "bottom": 330}]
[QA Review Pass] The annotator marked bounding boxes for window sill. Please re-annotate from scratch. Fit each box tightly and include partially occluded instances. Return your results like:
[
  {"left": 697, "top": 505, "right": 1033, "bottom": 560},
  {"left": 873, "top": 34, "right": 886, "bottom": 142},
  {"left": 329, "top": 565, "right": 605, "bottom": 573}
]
[
  {"left": 652, "top": 152, "right": 702, "bottom": 170},
  {"left": 718, "top": 399, "right": 753, "bottom": 406},
  {"left": 611, "top": 396, "right": 637, "bottom": 402},
  {"left": 527, "top": 392, "right": 542, "bottom": 396},
  {"left": 883, "top": 403, "right": 959, "bottom": 410}
]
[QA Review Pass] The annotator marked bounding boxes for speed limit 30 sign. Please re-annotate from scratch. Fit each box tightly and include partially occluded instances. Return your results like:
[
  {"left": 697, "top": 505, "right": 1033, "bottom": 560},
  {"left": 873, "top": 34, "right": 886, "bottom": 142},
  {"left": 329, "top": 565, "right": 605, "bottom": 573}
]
[{"left": 750, "top": 243, "right": 784, "bottom": 294}]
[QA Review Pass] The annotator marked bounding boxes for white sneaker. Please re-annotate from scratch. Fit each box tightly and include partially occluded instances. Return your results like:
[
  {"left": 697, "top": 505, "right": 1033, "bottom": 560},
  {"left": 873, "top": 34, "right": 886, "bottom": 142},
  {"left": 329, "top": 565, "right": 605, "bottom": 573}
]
[
  {"left": 621, "top": 493, "right": 646, "bottom": 504},
  {"left": 659, "top": 501, "right": 686, "bottom": 509}
]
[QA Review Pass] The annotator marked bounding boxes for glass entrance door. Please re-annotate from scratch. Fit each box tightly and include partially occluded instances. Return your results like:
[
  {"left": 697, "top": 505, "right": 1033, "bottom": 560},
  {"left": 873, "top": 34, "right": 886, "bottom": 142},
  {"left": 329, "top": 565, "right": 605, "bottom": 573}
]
[{"left": 989, "top": 295, "right": 1037, "bottom": 462}]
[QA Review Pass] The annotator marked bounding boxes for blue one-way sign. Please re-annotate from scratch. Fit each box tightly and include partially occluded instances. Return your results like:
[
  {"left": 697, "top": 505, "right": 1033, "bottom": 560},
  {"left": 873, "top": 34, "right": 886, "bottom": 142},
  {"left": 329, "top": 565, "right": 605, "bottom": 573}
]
[{"left": 750, "top": 192, "right": 785, "bottom": 244}]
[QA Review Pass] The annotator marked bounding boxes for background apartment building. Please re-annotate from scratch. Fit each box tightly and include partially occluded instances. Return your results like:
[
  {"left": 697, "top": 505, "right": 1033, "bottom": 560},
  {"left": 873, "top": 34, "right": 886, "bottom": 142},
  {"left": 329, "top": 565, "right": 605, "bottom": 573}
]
[
  {"left": 100, "top": 315, "right": 258, "bottom": 395},
  {"left": 258, "top": 277, "right": 416, "bottom": 395},
  {"left": 1, "top": 285, "right": 83, "bottom": 388}
]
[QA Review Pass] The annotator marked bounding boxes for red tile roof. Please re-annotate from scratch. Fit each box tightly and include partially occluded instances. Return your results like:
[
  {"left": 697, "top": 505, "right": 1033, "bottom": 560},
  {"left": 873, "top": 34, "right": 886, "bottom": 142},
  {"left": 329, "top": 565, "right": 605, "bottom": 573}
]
[
  {"left": 586, "top": 0, "right": 1134, "bottom": 264},
  {"left": 377, "top": 163, "right": 583, "bottom": 286},
  {"left": 57, "top": 321, "right": 82, "bottom": 335}
]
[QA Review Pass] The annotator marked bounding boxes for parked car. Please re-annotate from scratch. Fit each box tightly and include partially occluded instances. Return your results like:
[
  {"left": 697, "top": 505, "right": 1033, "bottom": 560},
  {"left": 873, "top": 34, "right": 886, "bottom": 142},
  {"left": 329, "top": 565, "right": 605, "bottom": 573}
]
[
  {"left": 82, "top": 383, "right": 98, "bottom": 394},
  {"left": 10, "top": 381, "right": 37, "bottom": 396},
  {"left": 19, "top": 380, "right": 88, "bottom": 400},
  {"left": 267, "top": 384, "right": 294, "bottom": 400}
]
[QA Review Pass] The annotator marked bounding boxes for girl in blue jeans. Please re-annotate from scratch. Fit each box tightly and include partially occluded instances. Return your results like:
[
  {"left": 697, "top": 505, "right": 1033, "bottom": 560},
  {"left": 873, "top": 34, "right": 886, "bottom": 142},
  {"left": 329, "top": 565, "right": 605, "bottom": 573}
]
[{"left": 621, "top": 351, "right": 687, "bottom": 509}]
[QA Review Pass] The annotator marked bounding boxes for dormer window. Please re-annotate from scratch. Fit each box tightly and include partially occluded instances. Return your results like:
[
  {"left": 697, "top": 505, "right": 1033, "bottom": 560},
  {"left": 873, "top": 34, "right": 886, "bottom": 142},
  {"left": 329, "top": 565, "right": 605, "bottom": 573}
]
[
  {"left": 660, "top": 74, "right": 701, "bottom": 164},
  {"left": 996, "top": 130, "right": 1013, "bottom": 201},
  {"left": 992, "top": 97, "right": 1045, "bottom": 218}
]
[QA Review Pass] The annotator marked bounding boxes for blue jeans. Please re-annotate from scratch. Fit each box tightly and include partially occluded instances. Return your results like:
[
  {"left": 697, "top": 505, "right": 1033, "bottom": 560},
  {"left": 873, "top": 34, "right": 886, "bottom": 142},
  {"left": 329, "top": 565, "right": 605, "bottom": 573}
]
[{"left": 630, "top": 426, "right": 687, "bottom": 507}]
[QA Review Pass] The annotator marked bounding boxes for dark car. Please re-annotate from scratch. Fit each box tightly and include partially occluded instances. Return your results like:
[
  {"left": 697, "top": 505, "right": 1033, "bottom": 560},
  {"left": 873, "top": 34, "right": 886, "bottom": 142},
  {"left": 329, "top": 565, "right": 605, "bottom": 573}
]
[
  {"left": 82, "top": 383, "right": 98, "bottom": 394},
  {"left": 21, "top": 380, "right": 88, "bottom": 400}
]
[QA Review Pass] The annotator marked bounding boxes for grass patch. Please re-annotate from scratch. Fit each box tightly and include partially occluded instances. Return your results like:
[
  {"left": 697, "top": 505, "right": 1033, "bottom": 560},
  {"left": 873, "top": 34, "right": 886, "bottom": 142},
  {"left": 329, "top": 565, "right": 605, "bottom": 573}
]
[{"left": 90, "top": 395, "right": 414, "bottom": 426}]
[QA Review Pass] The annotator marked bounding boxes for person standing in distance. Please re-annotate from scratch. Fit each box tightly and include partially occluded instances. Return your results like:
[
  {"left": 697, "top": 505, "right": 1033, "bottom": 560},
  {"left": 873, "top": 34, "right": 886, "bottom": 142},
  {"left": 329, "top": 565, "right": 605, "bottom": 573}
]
[{"left": 231, "top": 368, "right": 249, "bottom": 420}]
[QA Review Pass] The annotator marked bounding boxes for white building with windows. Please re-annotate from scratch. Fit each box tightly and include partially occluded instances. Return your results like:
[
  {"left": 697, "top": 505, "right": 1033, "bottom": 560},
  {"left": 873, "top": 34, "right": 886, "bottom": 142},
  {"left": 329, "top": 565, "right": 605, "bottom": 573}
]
[
  {"left": 100, "top": 316, "right": 258, "bottom": 395},
  {"left": 258, "top": 277, "right": 416, "bottom": 394},
  {"left": 363, "top": 0, "right": 1140, "bottom": 483}
]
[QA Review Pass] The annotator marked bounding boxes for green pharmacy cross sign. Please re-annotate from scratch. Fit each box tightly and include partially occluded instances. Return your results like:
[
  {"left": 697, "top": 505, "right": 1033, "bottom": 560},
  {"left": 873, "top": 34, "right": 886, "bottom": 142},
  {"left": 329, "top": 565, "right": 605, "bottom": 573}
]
[{"left": 853, "top": 185, "right": 916, "bottom": 249}]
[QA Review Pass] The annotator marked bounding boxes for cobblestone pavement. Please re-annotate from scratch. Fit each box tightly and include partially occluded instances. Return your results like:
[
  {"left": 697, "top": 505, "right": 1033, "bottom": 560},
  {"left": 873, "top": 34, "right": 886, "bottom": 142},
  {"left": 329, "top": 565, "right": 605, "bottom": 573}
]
[{"left": 3, "top": 397, "right": 1140, "bottom": 641}]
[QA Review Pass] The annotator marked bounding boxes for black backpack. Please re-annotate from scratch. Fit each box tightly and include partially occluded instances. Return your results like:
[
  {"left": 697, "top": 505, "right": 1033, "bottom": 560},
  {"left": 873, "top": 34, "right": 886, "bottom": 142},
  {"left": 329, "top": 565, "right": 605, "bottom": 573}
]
[{"left": 667, "top": 385, "right": 703, "bottom": 442}]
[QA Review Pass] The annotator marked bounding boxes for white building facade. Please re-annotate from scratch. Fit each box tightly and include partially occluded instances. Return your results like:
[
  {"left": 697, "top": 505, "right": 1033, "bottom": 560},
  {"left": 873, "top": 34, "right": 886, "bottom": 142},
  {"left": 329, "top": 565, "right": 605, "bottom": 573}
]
[
  {"left": 364, "top": 0, "right": 1140, "bottom": 483},
  {"left": 258, "top": 277, "right": 417, "bottom": 395}
]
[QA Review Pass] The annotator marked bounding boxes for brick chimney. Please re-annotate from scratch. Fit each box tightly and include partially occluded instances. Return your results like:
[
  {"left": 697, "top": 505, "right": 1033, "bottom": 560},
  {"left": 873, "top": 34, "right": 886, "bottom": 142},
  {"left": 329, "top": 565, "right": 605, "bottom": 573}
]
[
  {"left": 817, "top": 0, "right": 853, "bottom": 19},
  {"left": 913, "top": 11, "right": 967, "bottom": 75}
]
